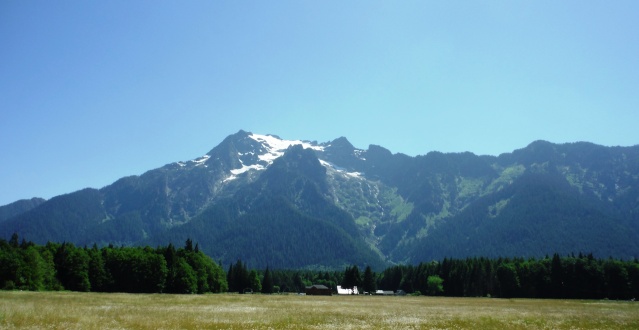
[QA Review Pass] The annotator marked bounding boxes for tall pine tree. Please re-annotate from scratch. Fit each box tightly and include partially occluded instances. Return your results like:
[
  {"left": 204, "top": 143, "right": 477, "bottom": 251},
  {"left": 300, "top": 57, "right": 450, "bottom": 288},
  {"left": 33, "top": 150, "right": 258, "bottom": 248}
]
[
  {"left": 261, "top": 267, "right": 274, "bottom": 294},
  {"left": 341, "top": 265, "right": 361, "bottom": 292},
  {"left": 362, "top": 265, "right": 376, "bottom": 294}
]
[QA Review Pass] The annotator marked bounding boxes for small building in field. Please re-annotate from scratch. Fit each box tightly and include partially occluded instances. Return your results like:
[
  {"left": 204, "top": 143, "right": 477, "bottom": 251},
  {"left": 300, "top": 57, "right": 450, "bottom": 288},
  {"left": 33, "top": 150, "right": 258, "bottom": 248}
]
[
  {"left": 337, "top": 285, "right": 359, "bottom": 295},
  {"left": 375, "top": 290, "right": 394, "bottom": 296},
  {"left": 305, "top": 284, "right": 332, "bottom": 296}
]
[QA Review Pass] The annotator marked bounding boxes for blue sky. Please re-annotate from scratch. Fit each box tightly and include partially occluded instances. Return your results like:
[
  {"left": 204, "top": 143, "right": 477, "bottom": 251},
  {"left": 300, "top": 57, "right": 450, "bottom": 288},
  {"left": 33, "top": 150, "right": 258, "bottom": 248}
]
[{"left": 1, "top": 1, "right": 638, "bottom": 205}]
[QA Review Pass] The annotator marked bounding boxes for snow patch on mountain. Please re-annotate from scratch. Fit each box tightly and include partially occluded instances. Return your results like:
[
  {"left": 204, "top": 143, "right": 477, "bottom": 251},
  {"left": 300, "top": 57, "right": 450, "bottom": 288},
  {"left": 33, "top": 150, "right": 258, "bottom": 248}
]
[
  {"left": 320, "top": 160, "right": 363, "bottom": 178},
  {"left": 237, "top": 133, "right": 324, "bottom": 170},
  {"left": 223, "top": 133, "right": 326, "bottom": 181},
  {"left": 225, "top": 158, "right": 265, "bottom": 182},
  {"left": 192, "top": 155, "right": 210, "bottom": 166},
  {"left": 231, "top": 163, "right": 263, "bottom": 175},
  {"left": 223, "top": 174, "right": 238, "bottom": 182},
  {"left": 175, "top": 155, "right": 210, "bottom": 168},
  {"left": 346, "top": 171, "right": 363, "bottom": 178},
  {"left": 249, "top": 133, "right": 324, "bottom": 163}
]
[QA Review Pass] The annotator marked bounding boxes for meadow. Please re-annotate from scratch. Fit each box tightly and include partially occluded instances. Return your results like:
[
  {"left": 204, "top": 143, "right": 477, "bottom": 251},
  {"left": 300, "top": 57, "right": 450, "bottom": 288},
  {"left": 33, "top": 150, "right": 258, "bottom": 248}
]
[{"left": 1, "top": 291, "right": 638, "bottom": 329}]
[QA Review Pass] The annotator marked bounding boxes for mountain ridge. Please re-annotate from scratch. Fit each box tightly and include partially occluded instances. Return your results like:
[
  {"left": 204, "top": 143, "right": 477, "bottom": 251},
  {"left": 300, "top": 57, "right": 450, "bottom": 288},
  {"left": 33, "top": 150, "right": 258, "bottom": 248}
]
[
  {"left": 1, "top": 130, "right": 638, "bottom": 268},
  {"left": 0, "top": 197, "right": 46, "bottom": 223}
]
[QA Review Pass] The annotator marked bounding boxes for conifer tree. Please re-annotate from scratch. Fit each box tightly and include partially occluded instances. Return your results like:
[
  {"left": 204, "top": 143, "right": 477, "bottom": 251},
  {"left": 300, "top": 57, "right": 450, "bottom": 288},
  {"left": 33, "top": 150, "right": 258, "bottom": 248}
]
[
  {"left": 341, "top": 265, "right": 361, "bottom": 292},
  {"left": 362, "top": 265, "right": 376, "bottom": 294},
  {"left": 261, "top": 267, "right": 274, "bottom": 294},
  {"left": 550, "top": 253, "right": 564, "bottom": 298},
  {"left": 227, "top": 263, "right": 235, "bottom": 292},
  {"left": 185, "top": 238, "right": 193, "bottom": 252},
  {"left": 163, "top": 243, "right": 177, "bottom": 293},
  {"left": 249, "top": 269, "right": 261, "bottom": 293}
]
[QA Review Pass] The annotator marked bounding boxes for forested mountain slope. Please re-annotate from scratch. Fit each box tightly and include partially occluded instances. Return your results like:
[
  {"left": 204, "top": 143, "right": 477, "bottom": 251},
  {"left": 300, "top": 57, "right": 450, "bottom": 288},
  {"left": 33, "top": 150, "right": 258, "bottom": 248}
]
[
  {"left": 1, "top": 131, "right": 638, "bottom": 268},
  {"left": 0, "top": 198, "right": 45, "bottom": 223}
]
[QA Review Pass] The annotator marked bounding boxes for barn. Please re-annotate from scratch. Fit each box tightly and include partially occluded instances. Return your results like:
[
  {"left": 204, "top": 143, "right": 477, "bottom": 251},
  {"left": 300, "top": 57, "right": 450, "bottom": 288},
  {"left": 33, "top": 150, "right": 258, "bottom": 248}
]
[{"left": 305, "top": 284, "right": 332, "bottom": 296}]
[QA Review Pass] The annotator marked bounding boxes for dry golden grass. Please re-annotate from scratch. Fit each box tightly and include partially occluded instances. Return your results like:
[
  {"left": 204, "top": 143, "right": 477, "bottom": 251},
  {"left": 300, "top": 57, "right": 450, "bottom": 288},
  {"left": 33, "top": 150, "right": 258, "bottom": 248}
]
[{"left": 1, "top": 291, "right": 638, "bottom": 329}]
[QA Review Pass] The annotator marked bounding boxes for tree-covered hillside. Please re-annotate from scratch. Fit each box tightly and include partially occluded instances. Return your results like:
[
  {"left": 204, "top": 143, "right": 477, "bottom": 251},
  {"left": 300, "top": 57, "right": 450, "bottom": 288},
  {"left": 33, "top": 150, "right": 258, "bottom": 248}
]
[
  {"left": 1, "top": 131, "right": 638, "bottom": 268},
  {"left": 0, "top": 198, "right": 45, "bottom": 223},
  {"left": 149, "top": 146, "right": 385, "bottom": 269}
]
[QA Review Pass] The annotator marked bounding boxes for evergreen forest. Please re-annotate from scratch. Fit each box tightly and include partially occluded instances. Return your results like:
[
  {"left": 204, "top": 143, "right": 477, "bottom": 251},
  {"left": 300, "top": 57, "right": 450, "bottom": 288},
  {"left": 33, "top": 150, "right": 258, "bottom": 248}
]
[
  {"left": 2, "top": 234, "right": 638, "bottom": 300},
  {"left": 0, "top": 234, "right": 227, "bottom": 294}
]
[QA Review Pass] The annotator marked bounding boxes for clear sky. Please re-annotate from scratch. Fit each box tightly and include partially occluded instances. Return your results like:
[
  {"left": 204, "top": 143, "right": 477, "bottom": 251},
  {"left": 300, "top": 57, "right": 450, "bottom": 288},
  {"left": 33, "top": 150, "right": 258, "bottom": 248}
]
[{"left": 1, "top": 1, "right": 638, "bottom": 206}]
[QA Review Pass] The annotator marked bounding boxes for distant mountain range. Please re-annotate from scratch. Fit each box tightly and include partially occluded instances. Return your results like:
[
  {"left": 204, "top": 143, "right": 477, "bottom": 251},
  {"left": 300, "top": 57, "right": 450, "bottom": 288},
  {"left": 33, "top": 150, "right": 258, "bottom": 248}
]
[{"left": 2, "top": 130, "right": 638, "bottom": 269}]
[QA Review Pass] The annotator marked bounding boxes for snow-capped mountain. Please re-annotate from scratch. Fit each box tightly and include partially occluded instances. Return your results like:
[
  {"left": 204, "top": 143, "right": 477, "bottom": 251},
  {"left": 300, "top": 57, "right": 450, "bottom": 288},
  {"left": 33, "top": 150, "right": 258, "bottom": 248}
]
[
  {"left": 228, "top": 133, "right": 323, "bottom": 174},
  {"left": 2, "top": 130, "right": 639, "bottom": 268},
  {"left": 199, "top": 131, "right": 363, "bottom": 181}
]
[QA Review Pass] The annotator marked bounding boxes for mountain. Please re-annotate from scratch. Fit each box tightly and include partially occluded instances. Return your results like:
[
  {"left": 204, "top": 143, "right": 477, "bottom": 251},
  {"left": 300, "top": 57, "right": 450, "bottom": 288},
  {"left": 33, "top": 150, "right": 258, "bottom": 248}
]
[
  {"left": 1, "top": 131, "right": 638, "bottom": 268},
  {"left": 0, "top": 197, "right": 45, "bottom": 223}
]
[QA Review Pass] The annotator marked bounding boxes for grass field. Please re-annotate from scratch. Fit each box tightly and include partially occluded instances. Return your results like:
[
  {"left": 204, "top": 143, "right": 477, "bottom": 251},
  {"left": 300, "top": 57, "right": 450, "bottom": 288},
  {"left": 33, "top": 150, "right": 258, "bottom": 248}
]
[{"left": 1, "top": 291, "right": 638, "bottom": 329}]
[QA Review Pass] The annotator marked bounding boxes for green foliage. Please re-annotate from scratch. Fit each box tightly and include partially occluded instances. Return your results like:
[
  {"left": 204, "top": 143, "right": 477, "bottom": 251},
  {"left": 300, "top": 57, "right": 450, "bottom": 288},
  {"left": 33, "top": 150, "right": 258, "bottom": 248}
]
[
  {"left": 341, "top": 265, "right": 361, "bottom": 291},
  {"left": 385, "top": 188, "right": 414, "bottom": 222},
  {"left": 179, "top": 242, "right": 225, "bottom": 293},
  {"left": 410, "top": 171, "right": 639, "bottom": 262},
  {"left": 227, "top": 260, "right": 251, "bottom": 293},
  {"left": 103, "top": 246, "right": 168, "bottom": 293},
  {"left": 86, "top": 245, "right": 107, "bottom": 292},
  {"left": 249, "top": 270, "right": 261, "bottom": 293},
  {"left": 260, "top": 269, "right": 341, "bottom": 293},
  {"left": 261, "top": 267, "right": 274, "bottom": 294},
  {"left": 0, "top": 235, "right": 225, "bottom": 294},
  {"left": 373, "top": 254, "right": 639, "bottom": 300},
  {"left": 2, "top": 234, "right": 637, "bottom": 300},
  {"left": 362, "top": 266, "right": 376, "bottom": 293},
  {"left": 496, "top": 263, "right": 520, "bottom": 298},
  {"left": 426, "top": 275, "right": 444, "bottom": 296},
  {"left": 156, "top": 195, "right": 385, "bottom": 270},
  {"left": 54, "top": 243, "right": 91, "bottom": 292},
  {"left": 172, "top": 258, "right": 196, "bottom": 294}
]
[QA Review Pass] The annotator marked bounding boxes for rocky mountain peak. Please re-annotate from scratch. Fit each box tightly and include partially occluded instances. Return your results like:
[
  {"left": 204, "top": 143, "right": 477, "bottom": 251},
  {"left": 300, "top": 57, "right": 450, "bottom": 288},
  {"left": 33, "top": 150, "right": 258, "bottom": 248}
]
[{"left": 2, "top": 131, "right": 639, "bottom": 268}]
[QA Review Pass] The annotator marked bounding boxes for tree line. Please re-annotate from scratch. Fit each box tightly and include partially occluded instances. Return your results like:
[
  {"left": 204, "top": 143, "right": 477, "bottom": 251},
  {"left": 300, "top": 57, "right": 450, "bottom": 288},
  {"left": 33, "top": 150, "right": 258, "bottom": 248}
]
[
  {"left": 371, "top": 254, "right": 639, "bottom": 300},
  {"left": 217, "top": 255, "right": 639, "bottom": 300},
  {"left": 0, "top": 234, "right": 226, "bottom": 293},
  {"left": 2, "top": 234, "right": 638, "bottom": 299}
]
